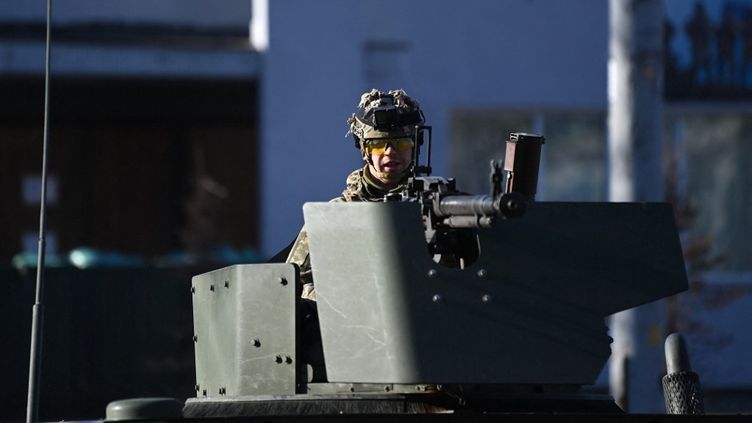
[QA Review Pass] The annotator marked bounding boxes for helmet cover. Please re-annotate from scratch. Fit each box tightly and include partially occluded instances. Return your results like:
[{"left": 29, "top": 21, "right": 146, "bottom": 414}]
[{"left": 347, "top": 89, "right": 424, "bottom": 148}]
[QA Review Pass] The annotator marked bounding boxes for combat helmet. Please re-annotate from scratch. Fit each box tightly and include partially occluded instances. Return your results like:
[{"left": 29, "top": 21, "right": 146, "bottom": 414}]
[{"left": 347, "top": 89, "right": 425, "bottom": 150}]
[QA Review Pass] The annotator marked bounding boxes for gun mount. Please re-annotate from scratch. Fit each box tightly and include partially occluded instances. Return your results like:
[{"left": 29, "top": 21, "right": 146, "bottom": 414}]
[
  {"left": 402, "top": 172, "right": 527, "bottom": 268},
  {"left": 396, "top": 132, "right": 541, "bottom": 267}
]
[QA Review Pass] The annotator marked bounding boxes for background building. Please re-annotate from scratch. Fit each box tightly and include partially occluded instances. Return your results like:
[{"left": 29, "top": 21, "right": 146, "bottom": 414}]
[
  {"left": 0, "top": 0, "right": 260, "bottom": 267},
  {"left": 1, "top": 0, "right": 750, "bottom": 419}
]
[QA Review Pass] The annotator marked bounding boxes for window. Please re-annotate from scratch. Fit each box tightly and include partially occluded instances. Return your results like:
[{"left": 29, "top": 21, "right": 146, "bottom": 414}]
[{"left": 449, "top": 110, "right": 606, "bottom": 201}]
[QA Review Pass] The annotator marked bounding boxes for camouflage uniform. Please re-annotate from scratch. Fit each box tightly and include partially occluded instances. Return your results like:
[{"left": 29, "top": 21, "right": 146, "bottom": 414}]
[{"left": 286, "top": 165, "right": 408, "bottom": 300}]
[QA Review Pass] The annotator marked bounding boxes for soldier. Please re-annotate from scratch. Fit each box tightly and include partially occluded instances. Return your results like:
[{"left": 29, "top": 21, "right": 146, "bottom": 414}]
[
  {"left": 283, "top": 89, "right": 424, "bottom": 381},
  {"left": 286, "top": 88, "right": 425, "bottom": 301}
]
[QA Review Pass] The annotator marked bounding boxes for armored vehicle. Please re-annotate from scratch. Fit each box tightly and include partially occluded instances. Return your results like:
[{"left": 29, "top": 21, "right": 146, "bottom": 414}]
[{"left": 105, "top": 133, "right": 705, "bottom": 421}]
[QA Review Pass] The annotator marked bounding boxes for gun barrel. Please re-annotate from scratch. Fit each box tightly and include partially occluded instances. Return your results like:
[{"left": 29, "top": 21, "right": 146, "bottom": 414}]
[
  {"left": 436, "top": 195, "right": 498, "bottom": 217},
  {"left": 435, "top": 193, "right": 527, "bottom": 228}
]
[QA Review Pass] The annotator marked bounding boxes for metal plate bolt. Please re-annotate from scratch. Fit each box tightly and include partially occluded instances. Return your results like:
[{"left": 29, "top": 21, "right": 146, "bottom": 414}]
[
  {"left": 275, "top": 355, "right": 283, "bottom": 363},
  {"left": 279, "top": 277, "right": 288, "bottom": 286},
  {"left": 432, "top": 294, "right": 442, "bottom": 303},
  {"left": 209, "top": 284, "right": 214, "bottom": 292},
  {"left": 285, "top": 356, "right": 293, "bottom": 364},
  {"left": 192, "top": 335, "right": 198, "bottom": 343},
  {"left": 252, "top": 338, "right": 261, "bottom": 347},
  {"left": 224, "top": 280, "right": 230, "bottom": 288},
  {"left": 481, "top": 294, "right": 492, "bottom": 303},
  {"left": 427, "top": 269, "right": 437, "bottom": 278},
  {"left": 477, "top": 269, "right": 487, "bottom": 278}
]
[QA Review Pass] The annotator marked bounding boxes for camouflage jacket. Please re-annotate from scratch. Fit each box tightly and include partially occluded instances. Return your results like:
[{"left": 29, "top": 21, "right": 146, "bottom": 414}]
[{"left": 286, "top": 166, "right": 407, "bottom": 300}]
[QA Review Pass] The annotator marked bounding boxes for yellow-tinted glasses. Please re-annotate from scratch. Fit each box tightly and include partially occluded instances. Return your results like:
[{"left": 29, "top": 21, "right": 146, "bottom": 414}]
[{"left": 363, "top": 137, "right": 415, "bottom": 155}]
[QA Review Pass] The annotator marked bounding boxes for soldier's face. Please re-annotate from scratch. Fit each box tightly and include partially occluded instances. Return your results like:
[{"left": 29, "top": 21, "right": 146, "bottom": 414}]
[{"left": 365, "top": 139, "right": 413, "bottom": 184}]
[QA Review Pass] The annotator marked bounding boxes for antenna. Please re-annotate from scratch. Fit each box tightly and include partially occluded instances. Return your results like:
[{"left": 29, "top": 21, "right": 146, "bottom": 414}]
[{"left": 26, "top": 0, "right": 53, "bottom": 421}]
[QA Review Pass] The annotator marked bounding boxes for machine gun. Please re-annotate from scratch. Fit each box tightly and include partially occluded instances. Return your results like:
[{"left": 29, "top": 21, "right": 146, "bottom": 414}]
[
  {"left": 404, "top": 127, "right": 544, "bottom": 228},
  {"left": 398, "top": 127, "right": 545, "bottom": 265}
]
